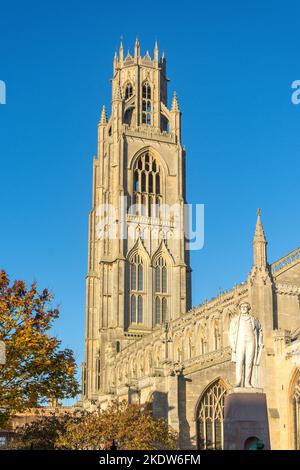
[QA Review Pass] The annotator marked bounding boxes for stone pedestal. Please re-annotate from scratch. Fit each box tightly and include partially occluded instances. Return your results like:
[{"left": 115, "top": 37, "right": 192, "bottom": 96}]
[{"left": 223, "top": 388, "right": 270, "bottom": 450}]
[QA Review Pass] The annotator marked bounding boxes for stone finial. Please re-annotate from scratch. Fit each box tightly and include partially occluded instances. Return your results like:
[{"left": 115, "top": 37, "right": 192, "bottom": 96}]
[
  {"left": 119, "top": 38, "right": 124, "bottom": 62},
  {"left": 113, "top": 51, "right": 118, "bottom": 68},
  {"left": 154, "top": 40, "right": 159, "bottom": 61},
  {"left": 171, "top": 91, "right": 180, "bottom": 112},
  {"left": 99, "top": 105, "right": 107, "bottom": 125},
  {"left": 134, "top": 37, "right": 140, "bottom": 58},
  {"left": 254, "top": 208, "right": 267, "bottom": 243}
]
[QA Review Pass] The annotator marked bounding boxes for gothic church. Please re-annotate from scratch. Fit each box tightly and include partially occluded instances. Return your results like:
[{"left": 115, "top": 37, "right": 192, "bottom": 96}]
[{"left": 81, "top": 40, "right": 300, "bottom": 450}]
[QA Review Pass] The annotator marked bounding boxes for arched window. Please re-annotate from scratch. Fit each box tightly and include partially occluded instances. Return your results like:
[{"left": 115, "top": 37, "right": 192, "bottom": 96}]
[
  {"left": 154, "top": 257, "right": 169, "bottom": 325},
  {"left": 196, "top": 380, "right": 227, "bottom": 450},
  {"left": 142, "top": 82, "right": 152, "bottom": 126},
  {"left": 130, "top": 254, "right": 144, "bottom": 325},
  {"left": 132, "top": 152, "right": 162, "bottom": 217}
]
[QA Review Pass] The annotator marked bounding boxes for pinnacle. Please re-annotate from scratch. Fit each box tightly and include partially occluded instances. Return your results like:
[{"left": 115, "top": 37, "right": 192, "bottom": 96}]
[
  {"left": 99, "top": 105, "right": 107, "bottom": 125},
  {"left": 254, "top": 208, "right": 266, "bottom": 243},
  {"left": 171, "top": 91, "right": 180, "bottom": 112}
]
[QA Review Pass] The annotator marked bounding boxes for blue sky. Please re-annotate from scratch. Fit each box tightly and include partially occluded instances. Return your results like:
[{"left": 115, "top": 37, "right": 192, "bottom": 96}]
[{"left": 1, "top": 1, "right": 300, "bottom": 396}]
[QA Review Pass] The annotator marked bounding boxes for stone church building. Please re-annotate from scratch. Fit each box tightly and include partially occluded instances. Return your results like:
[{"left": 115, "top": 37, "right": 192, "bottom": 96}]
[{"left": 81, "top": 40, "right": 300, "bottom": 450}]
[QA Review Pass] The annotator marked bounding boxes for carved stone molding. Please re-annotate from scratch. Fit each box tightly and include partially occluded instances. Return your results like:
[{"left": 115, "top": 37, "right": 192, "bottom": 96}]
[{"left": 275, "top": 283, "right": 300, "bottom": 296}]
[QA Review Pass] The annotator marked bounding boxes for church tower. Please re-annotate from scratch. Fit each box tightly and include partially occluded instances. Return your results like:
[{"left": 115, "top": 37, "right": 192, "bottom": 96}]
[{"left": 82, "top": 40, "right": 192, "bottom": 401}]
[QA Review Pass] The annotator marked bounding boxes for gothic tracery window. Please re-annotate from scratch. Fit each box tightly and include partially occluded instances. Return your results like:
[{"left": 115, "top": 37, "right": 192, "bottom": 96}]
[
  {"left": 197, "top": 380, "right": 227, "bottom": 450},
  {"left": 142, "top": 82, "right": 152, "bottom": 126},
  {"left": 130, "top": 254, "right": 144, "bottom": 324},
  {"left": 133, "top": 152, "right": 162, "bottom": 217},
  {"left": 154, "top": 257, "right": 168, "bottom": 324}
]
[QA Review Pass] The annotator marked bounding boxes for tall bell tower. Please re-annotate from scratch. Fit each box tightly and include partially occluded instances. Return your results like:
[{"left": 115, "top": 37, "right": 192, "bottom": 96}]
[{"left": 82, "top": 39, "right": 192, "bottom": 401}]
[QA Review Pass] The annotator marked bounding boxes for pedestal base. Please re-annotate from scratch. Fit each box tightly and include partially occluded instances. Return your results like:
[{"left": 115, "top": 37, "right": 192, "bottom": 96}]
[{"left": 223, "top": 388, "right": 270, "bottom": 450}]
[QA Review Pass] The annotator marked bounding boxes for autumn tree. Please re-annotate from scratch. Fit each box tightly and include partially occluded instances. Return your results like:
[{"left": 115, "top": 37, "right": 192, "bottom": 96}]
[
  {"left": 7, "top": 401, "right": 177, "bottom": 450},
  {"left": 0, "top": 270, "right": 79, "bottom": 426},
  {"left": 55, "top": 400, "right": 178, "bottom": 450},
  {"left": 7, "top": 411, "right": 80, "bottom": 450}
]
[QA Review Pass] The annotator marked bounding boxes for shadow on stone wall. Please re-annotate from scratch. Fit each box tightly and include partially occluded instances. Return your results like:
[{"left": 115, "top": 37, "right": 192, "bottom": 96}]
[
  {"left": 178, "top": 375, "right": 192, "bottom": 448},
  {"left": 151, "top": 379, "right": 193, "bottom": 449},
  {"left": 152, "top": 391, "right": 170, "bottom": 420}
]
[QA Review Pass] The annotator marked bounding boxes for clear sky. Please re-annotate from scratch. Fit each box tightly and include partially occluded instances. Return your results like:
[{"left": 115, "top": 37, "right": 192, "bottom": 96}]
[{"left": 1, "top": 0, "right": 300, "bottom": 397}]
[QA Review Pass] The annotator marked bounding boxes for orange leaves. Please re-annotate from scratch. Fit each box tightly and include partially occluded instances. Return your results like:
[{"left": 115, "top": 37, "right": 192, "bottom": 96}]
[
  {"left": 7, "top": 401, "right": 178, "bottom": 450},
  {"left": 0, "top": 270, "right": 79, "bottom": 424},
  {"left": 54, "top": 400, "right": 178, "bottom": 450}
]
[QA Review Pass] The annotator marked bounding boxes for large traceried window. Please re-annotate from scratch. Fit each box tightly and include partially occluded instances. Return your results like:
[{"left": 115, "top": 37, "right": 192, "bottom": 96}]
[
  {"left": 142, "top": 82, "right": 152, "bottom": 126},
  {"left": 197, "top": 380, "right": 227, "bottom": 450},
  {"left": 133, "top": 152, "right": 162, "bottom": 217},
  {"left": 130, "top": 254, "right": 144, "bottom": 325},
  {"left": 154, "top": 257, "right": 168, "bottom": 325}
]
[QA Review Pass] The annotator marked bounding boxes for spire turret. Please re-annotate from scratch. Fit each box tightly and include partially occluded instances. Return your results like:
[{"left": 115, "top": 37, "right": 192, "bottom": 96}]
[
  {"left": 171, "top": 91, "right": 180, "bottom": 112},
  {"left": 99, "top": 105, "right": 107, "bottom": 125},
  {"left": 253, "top": 208, "right": 267, "bottom": 267}
]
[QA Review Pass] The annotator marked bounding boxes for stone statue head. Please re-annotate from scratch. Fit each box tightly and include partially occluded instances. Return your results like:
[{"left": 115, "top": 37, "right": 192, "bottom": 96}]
[{"left": 238, "top": 301, "right": 251, "bottom": 315}]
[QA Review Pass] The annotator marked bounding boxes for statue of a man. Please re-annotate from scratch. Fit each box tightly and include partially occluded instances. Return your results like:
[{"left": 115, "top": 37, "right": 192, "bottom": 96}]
[{"left": 229, "top": 301, "right": 263, "bottom": 388}]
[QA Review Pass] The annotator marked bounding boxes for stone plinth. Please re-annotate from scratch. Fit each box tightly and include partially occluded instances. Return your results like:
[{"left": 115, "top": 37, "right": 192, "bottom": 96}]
[{"left": 223, "top": 388, "right": 270, "bottom": 450}]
